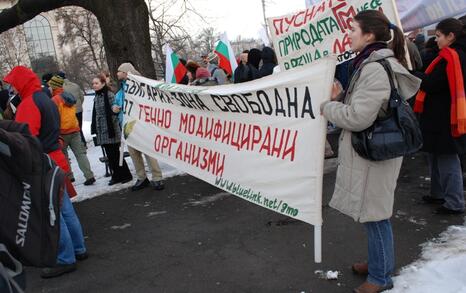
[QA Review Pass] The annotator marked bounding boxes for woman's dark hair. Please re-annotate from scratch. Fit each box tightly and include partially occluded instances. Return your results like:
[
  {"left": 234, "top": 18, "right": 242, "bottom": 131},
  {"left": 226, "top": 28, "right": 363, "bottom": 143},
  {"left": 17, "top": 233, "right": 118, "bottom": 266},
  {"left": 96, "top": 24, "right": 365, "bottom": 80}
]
[
  {"left": 185, "top": 61, "right": 200, "bottom": 76},
  {"left": 354, "top": 10, "right": 407, "bottom": 67},
  {"left": 96, "top": 73, "right": 107, "bottom": 84},
  {"left": 436, "top": 18, "right": 465, "bottom": 40}
]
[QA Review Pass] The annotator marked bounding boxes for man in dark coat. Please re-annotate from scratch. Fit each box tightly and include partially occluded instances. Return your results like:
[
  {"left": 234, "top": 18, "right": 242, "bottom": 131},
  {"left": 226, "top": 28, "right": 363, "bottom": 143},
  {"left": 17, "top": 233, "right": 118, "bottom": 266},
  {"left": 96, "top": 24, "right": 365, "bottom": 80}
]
[
  {"left": 234, "top": 49, "right": 261, "bottom": 83},
  {"left": 259, "top": 46, "right": 278, "bottom": 78}
]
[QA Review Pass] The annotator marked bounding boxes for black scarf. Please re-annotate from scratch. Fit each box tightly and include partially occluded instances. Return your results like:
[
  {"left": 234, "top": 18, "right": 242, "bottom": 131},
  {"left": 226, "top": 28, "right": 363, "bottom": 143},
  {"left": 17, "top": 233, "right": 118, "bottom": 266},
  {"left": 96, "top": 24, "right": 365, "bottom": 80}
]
[
  {"left": 351, "top": 42, "right": 388, "bottom": 73},
  {"left": 91, "top": 85, "right": 115, "bottom": 139}
]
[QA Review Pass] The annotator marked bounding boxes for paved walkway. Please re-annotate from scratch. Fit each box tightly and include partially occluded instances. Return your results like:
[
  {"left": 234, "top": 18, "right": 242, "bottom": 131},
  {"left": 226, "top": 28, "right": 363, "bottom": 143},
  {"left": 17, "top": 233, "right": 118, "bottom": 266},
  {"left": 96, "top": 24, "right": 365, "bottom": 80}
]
[{"left": 27, "top": 154, "right": 465, "bottom": 293}]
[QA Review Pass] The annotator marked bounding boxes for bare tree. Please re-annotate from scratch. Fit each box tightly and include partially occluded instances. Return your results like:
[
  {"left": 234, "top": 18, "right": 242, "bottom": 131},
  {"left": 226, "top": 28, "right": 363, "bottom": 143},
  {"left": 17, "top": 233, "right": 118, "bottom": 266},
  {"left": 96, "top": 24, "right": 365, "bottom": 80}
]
[
  {"left": 0, "top": 27, "right": 30, "bottom": 77},
  {"left": 147, "top": 0, "right": 204, "bottom": 77},
  {"left": 55, "top": 6, "right": 106, "bottom": 88},
  {"left": 183, "top": 27, "right": 219, "bottom": 64},
  {"left": 56, "top": 7, "right": 106, "bottom": 71}
]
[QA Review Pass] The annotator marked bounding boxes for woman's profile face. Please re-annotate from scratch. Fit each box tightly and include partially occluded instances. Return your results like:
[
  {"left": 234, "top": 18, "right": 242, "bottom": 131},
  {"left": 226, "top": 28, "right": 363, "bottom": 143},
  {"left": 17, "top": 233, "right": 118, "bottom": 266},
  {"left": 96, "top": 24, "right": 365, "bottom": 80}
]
[
  {"left": 349, "top": 21, "right": 374, "bottom": 53},
  {"left": 92, "top": 78, "right": 104, "bottom": 91},
  {"left": 435, "top": 31, "right": 455, "bottom": 50}
]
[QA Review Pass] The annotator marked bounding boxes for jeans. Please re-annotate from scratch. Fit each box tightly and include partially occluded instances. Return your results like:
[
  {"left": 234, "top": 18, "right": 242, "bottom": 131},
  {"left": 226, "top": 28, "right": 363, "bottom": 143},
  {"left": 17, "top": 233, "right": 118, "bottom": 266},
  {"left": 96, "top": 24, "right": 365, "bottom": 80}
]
[
  {"left": 364, "top": 219, "right": 394, "bottom": 287},
  {"left": 429, "top": 153, "right": 465, "bottom": 211},
  {"left": 57, "top": 190, "right": 86, "bottom": 265}
]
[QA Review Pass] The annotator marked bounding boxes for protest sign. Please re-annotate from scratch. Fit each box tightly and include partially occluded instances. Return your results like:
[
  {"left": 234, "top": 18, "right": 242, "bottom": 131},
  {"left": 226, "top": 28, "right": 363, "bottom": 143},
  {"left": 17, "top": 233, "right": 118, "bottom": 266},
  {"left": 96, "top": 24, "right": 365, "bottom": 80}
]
[
  {"left": 123, "top": 58, "right": 336, "bottom": 228},
  {"left": 269, "top": 0, "right": 400, "bottom": 71}
]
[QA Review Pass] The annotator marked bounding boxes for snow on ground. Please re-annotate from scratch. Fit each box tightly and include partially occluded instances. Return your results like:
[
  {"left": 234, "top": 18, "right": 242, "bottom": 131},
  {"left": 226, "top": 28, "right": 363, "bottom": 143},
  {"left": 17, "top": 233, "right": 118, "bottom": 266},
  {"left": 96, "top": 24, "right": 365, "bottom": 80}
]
[
  {"left": 69, "top": 120, "right": 184, "bottom": 202},
  {"left": 68, "top": 95, "right": 184, "bottom": 202},
  {"left": 388, "top": 217, "right": 466, "bottom": 293}
]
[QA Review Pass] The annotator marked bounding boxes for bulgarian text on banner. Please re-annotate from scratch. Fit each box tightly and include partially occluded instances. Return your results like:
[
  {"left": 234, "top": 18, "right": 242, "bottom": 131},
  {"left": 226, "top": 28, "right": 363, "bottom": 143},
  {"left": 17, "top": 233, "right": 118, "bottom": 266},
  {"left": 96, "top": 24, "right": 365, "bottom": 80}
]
[
  {"left": 268, "top": 0, "right": 399, "bottom": 71},
  {"left": 123, "top": 58, "right": 337, "bottom": 226}
]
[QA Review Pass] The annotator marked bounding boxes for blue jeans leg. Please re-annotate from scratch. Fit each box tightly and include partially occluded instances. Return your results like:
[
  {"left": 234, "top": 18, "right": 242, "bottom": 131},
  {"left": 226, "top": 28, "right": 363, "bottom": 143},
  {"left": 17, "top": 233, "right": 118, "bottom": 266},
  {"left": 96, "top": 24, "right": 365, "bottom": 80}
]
[
  {"left": 434, "top": 154, "right": 465, "bottom": 211},
  {"left": 57, "top": 213, "right": 75, "bottom": 265},
  {"left": 57, "top": 191, "right": 86, "bottom": 264},
  {"left": 364, "top": 219, "right": 395, "bottom": 287},
  {"left": 428, "top": 154, "right": 444, "bottom": 198}
]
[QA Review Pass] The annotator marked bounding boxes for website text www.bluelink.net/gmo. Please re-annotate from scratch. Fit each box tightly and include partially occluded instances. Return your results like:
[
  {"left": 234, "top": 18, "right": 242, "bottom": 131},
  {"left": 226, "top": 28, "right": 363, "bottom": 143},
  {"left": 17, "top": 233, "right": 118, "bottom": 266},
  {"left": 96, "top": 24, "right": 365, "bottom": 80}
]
[{"left": 214, "top": 177, "right": 299, "bottom": 217}]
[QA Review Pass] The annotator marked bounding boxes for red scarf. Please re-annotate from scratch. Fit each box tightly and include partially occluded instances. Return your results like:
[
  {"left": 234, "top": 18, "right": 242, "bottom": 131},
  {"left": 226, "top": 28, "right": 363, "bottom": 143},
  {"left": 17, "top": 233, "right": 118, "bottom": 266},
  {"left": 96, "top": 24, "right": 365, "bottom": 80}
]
[{"left": 414, "top": 47, "right": 466, "bottom": 137}]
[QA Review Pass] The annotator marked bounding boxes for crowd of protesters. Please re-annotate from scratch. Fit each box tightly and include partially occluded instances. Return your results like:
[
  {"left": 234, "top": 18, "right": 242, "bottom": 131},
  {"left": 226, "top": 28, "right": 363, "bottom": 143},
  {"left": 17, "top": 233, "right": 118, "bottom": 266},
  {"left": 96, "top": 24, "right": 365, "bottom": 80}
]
[{"left": 0, "top": 10, "right": 465, "bottom": 293}]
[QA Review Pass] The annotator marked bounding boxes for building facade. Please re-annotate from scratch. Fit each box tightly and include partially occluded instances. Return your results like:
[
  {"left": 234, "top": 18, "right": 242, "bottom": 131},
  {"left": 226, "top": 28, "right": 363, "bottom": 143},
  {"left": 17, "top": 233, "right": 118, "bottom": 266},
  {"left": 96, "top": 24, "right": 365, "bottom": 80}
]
[{"left": 0, "top": 0, "right": 65, "bottom": 76}]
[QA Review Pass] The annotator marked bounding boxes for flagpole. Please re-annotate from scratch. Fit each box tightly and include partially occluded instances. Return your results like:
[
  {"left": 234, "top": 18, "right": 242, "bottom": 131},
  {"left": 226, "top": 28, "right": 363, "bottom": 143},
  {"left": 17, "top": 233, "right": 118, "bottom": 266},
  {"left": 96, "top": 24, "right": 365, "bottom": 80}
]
[{"left": 389, "top": 0, "right": 413, "bottom": 70}]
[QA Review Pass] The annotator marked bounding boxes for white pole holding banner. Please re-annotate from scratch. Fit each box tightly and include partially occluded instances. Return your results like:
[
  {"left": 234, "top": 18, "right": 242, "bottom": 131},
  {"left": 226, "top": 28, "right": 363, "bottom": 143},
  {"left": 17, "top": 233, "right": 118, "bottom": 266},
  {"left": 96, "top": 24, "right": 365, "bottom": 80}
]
[
  {"left": 119, "top": 87, "right": 127, "bottom": 167},
  {"left": 314, "top": 225, "right": 322, "bottom": 263}
]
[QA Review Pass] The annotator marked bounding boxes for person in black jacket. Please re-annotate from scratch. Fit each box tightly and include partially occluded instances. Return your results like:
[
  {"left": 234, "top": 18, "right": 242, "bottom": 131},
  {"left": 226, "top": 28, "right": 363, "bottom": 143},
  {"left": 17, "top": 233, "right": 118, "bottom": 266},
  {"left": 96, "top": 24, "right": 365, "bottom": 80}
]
[
  {"left": 259, "top": 46, "right": 278, "bottom": 77},
  {"left": 420, "top": 37, "right": 439, "bottom": 71},
  {"left": 233, "top": 49, "right": 261, "bottom": 83},
  {"left": 415, "top": 18, "right": 466, "bottom": 214},
  {"left": 0, "top": 81, "right": 9, "bottom": 114}
]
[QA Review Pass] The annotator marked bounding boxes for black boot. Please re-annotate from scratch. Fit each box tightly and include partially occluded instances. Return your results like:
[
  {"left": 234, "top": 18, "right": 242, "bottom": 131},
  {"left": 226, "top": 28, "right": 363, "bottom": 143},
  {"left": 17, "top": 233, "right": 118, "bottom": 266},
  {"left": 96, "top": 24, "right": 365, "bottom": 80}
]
[
  {"left": 131, "top": 178, "right": 150, "bottom": 191},
  {"left": 41, "top": 263, "right": 77, "bottom": 278},
  {"left": 151, "top": 180, "right": 165, "bottom": 191},
  {"left": 83, "top": 177, "right": 96, "bottom": 186}
]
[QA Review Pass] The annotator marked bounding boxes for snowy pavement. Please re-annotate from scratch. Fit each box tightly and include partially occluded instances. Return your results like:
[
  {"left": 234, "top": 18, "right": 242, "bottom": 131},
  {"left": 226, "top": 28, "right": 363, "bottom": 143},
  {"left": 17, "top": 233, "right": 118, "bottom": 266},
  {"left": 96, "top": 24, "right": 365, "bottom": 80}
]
[{"left": 388, "top": 218, "right": 466, "bottom": 293}]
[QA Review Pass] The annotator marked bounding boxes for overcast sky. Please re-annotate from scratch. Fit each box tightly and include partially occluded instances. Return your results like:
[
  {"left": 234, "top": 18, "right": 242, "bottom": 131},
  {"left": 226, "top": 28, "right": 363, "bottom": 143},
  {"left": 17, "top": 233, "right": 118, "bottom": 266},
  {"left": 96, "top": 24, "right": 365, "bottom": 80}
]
[{"left": 181, "top": 0, "right": 306, "bottom": 39}]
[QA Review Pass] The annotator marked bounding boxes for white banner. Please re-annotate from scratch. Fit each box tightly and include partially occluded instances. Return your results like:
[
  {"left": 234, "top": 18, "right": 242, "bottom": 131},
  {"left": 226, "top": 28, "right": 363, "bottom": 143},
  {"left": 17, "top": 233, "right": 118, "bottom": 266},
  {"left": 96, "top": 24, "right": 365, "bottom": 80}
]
[
  {"left": 270, "top": 0, "right": 400, "bottom": 71},
  {"left": 306, "top": 0, "right": 466, "bottom": 32},
  {"left": 123, "top": 58, "right": 337, "bottom": 226}
]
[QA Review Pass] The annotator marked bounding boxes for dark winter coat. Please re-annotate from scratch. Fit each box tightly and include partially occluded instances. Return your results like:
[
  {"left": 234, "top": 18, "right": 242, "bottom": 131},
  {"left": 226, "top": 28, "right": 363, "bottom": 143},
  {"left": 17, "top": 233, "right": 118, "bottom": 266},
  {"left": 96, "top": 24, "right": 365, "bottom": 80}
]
[
  {"left": 0, "top": 89, "right": 9, "bottom": 112},
  {"left": 259, "top": 47, "right": 277, "bottom": 78},
  {"left": 420, "top": 48, "right": 439, "bottom": 72},
  {"left": 417, "top": 36, "right": 466, "bottom": 154},
  {"left": 233, "top": 63, "right": 259, "bottom": 84},
  {"left": 91, "top": 86, "right": 120, "bottom": 146},
  {"left": 247, "top": 49, "right": 262, "bottom": 70}
]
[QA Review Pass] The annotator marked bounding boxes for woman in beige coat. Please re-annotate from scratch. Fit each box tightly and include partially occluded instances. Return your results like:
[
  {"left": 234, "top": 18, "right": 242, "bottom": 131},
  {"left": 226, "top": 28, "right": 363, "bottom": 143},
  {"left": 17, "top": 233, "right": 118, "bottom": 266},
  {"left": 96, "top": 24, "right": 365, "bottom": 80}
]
[{"left": 321, "top": 10, "right": 421, "bottom": 293}]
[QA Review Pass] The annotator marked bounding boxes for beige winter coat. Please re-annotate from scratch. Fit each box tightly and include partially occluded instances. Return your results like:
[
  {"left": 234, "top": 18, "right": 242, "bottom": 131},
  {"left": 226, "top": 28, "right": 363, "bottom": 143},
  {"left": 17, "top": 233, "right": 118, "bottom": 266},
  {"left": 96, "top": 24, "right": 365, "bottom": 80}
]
[{"left": 321, "top": 49, "right": 421, "bottom": 223}]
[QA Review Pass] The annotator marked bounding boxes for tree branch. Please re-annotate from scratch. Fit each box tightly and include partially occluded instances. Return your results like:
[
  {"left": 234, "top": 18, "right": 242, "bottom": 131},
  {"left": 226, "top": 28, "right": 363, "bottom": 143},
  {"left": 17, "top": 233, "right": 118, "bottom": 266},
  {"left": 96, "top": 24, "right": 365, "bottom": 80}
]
[{"left": 0, "top": 0, "right": 92, "bottom": 33}]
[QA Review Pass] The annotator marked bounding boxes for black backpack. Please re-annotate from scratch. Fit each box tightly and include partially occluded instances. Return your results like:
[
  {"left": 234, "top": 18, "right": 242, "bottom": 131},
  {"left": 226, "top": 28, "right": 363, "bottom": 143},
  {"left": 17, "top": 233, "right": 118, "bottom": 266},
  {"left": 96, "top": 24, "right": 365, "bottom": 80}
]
[
  {"left": 0, "top": 120, "right": 63, "bottom": 267},
  {"left": 0, "top": 244, "right": 25, "bottom": 293}
]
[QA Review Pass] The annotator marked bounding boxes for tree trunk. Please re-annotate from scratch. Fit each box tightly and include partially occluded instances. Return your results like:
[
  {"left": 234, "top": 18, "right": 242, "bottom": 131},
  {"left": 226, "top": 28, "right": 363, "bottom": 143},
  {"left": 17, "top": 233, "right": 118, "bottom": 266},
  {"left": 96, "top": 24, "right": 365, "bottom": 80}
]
[
  {"left": 0, "top": 0, "right": 157, "bottom": 79},
  {"left": 88, "top": 0, "right": 156, "bottom": 79}
]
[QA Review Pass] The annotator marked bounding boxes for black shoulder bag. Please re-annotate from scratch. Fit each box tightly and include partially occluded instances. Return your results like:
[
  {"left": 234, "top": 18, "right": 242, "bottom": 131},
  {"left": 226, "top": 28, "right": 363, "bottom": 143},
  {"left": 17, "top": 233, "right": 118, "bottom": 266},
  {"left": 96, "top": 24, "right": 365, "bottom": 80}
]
[{"left": 351, "top": 59, "right": 423, "bottom": 161}]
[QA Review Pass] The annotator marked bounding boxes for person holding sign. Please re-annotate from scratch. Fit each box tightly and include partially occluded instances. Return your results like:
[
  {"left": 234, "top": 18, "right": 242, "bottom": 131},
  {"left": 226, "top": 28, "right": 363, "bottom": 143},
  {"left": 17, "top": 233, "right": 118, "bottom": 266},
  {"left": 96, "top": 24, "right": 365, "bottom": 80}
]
[
  {"left": 115, "top": 63, "right": 165, "bottom": 191},
  {"left": 320, "top": 10, "right": 421, "bottom": 293}
]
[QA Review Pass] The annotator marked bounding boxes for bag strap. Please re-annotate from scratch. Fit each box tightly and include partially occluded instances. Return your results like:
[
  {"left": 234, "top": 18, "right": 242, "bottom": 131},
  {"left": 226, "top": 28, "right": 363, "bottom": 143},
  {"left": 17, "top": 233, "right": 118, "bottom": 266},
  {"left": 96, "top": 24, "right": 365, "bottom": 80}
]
[
  {"left": 376, "top": 59, "right": 404, "bottom": 109},
  {"left": 376, "top": 59, "right": 397, "bottom": 93}
]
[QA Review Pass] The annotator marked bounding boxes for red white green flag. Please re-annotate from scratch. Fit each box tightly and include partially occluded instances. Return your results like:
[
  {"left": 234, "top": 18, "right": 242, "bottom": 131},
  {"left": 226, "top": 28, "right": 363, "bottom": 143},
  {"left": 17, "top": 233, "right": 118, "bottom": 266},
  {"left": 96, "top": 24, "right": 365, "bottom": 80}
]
[
  {"left": 165, "top": 45, "right": 187, "bottom": 83},
  {"left": 214, "top": 33, "right": 238, "bottom": 77}
]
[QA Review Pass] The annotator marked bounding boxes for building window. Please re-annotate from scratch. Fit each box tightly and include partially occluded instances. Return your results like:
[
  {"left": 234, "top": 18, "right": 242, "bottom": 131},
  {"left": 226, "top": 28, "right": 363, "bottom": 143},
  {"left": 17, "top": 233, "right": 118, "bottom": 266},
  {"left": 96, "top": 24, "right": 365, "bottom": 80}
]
[{"left": 23, "top": 15, "right": 56, "bottom": 61}]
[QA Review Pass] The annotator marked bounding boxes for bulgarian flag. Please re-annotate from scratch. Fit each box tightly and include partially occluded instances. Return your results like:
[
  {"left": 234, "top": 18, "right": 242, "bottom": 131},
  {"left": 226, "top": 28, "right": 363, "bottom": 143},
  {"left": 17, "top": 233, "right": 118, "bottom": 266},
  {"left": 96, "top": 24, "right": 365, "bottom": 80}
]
[
  {"left": 214, "top": 33, "right": 238, "bottom": 77},
  {"left": 165, "top": 45, "right": 187, "bottom": 83}
]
